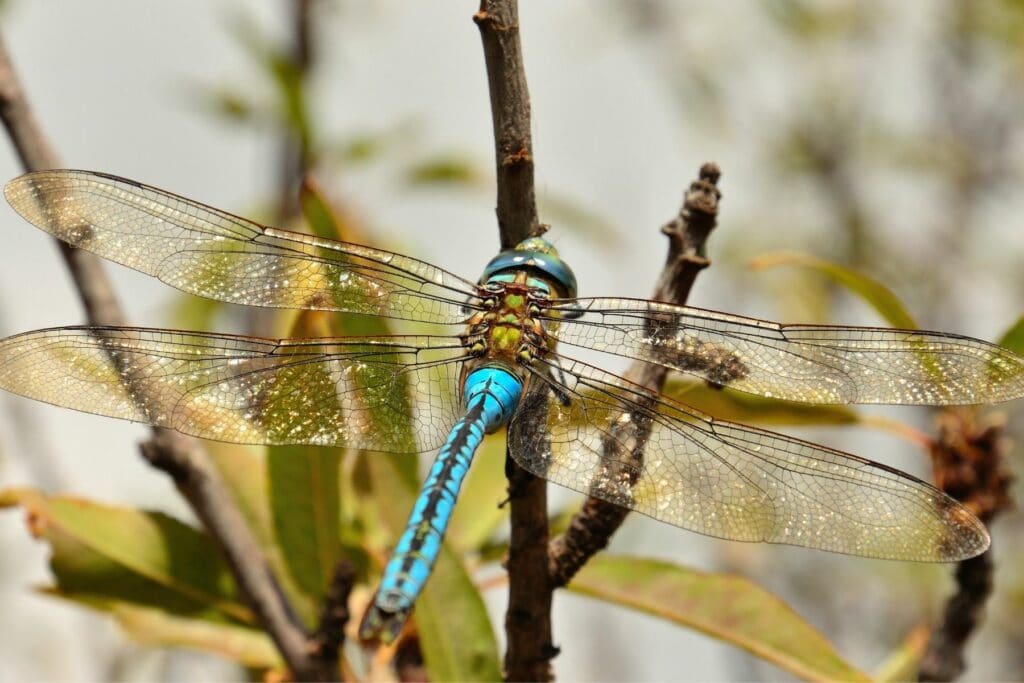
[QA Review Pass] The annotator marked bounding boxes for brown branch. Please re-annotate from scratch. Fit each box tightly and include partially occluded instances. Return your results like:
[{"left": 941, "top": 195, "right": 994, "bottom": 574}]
[
  {"left": 918, "top": 409, "right": 1013, "bottom": 682},
  {"left": 475, "top": 0, "right": 540, "bottom": 249},
  {"left": 309, "top": 560, "right": 356, "bottom": 669},
  {"left": 0, "top": 34, "right": 335, "bottom": 682},
  {"left": 548, "top": 164, "right": 722, "bottom": 588},
  {"left": 474, "top": 2, "right": 552, "bottom": 680},
  {"left": 275, "top": 0, "right": 316, "bottom": 225}
]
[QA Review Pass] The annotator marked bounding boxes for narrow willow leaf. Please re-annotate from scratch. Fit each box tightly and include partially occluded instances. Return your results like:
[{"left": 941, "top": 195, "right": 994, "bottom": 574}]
[
  {"left": 299, "top": 178, "right": 360, "bottom": 243},
  {"left": 569, "top": 555, "right": 870, "bottom": 683},
  {"left": 998, "top": 315, "right": 1024, "bottom": 356},
  {"left": 413, "top": 544, "right": 502, "bottom": 683},
  {"left": 3, "top": 488, "right": 250, "bottom": 623},
  {"left": 170, "top": 294, "right": 227, "bottom": 334},
  {"left": 204, "top": 443, "right": 322, "bottom": 626},
  {"left": 663, "top": 378, "right": 860, "bottom": 426},
  {"left": 447, "top": 434, "right": 509, "bottom": 553},
  {"left": 873, "top": 623, "right": 929, "bottom": 682},
  {"left": 268, "top": 444, "right": 343, "bottom": 605},
  {"left": 45, "top": 590, "right": 280, "bottom": 668},
  {"left": 404, "top": 154, "right": 483, "bottom": 186},
  {"left": 749, "top": 250, "right": 918, "bottom": 329}
]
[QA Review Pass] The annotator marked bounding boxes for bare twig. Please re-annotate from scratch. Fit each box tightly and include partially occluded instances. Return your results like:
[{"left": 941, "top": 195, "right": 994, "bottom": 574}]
[
  {"left": 309, "top": 561, "right": 356, "bottom": 668},
  {"left": 548, "top": 164, "right": 722, "bottom": 588},
  {"left": 918, "top": 409, "right": 1013, "bottom": 682},
  {"left": 474, "top": 2, "right": 553, "bottom": 680},
  {"left": 0, "top": 34, "right": 335, "bottom": 682},
  {"left": 276, "top": 0, "right": 316, "bottom": 225},
  {"left": 475, "top": 0, "right": 540, "bottom": 249}
]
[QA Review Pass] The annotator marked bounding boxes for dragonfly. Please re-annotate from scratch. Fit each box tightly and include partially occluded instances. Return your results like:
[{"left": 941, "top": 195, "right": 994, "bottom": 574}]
[{"left": 1, "top": 171, "right": 1022, "bottom": 642}]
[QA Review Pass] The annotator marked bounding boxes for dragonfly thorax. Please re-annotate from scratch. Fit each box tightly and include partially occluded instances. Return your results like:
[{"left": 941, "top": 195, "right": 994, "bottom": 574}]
[{"left": 465, "top": 277, "right": 551, "bottom": 365}]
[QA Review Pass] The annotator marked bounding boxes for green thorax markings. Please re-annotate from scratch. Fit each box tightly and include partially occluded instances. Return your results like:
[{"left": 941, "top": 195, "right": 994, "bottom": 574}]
[{"left": 467, "top": 271, "right": 553, "bottom": 365}]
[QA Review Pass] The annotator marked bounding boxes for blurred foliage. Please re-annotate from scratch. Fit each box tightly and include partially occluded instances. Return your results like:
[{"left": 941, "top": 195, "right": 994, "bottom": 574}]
[
  {"left": 999, "top": 314, "right": 1024, "bottom": 355},
  {"left": 749, "top": 250, "right": 918, "bottom": 329},
  {"left": 872, "top": 624, "right": 929, "bottom": 683},
  {"left": 612, "top": 1, "right": 1024, "bottom": 680}
]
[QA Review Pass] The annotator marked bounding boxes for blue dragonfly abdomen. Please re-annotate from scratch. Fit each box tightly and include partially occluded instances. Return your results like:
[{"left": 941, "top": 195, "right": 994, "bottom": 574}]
[{"left": 361, "top": 364, "right": 523, "bottom": 641}]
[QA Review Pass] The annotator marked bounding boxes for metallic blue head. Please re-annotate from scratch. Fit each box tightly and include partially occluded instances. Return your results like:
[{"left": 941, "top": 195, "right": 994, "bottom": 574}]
[{"left": 479, "top": 237, "right": 578, "bottom": 298}]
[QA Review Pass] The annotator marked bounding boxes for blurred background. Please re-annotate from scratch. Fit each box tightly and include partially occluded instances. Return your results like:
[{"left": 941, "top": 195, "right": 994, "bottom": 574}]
[{"left": 0, "top": 1, "right": 1021, "bottom": 680}]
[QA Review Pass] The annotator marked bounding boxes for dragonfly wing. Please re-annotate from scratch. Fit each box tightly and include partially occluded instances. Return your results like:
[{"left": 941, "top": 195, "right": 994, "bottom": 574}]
[
  {"left": 0, "top": 327, "right": 466, "bottom": 452},
  {"left": 508, "top": 355, "right": 989, "bottom": 561},
  {"left": 549, "top": 297, "right": 1024, "bottom": 405},
  {"left": 5, "top": 171, "right": 480, "bottom": 324}
]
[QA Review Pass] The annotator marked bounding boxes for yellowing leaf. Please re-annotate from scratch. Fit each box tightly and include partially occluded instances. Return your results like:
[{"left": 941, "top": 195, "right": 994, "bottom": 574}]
[
  {"left": 664, "top": 379, "right": 860, "bottom": 426},
  {"left": 46, "top": 590, "right": 280, "bottom": 668},
  {"left": 749, "top": 250, "right": 917, "bottom": 329},
  {"left": 569, "top": 555, "right": 870, "bottom": 682},
  {"left": 3, "top": 488, "right": 251, "bottom": 624}
]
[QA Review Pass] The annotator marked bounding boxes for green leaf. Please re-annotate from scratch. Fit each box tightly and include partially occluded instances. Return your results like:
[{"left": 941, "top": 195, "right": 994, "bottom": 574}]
[
  {"left": 204, "top": 443, "right": 327, "bottom": 627},
  {"left": 47, "top": 590, "right": 280, "bottom": 668},
  {"left": 2, "top": 488, "right": 250, "bottom": 623},
  {"left": 362, "top": 455, "right": 501, "bottom": 681},
  {"left": 997, "top": 315, "right": 1024, "bottom": 356},
  {"left": 268, "top": 444, "right": 343, "bottom": 607},
  {"left": 195, "top": 86, "right": 260, "bottom": 123},
  {"left": 414, "top": 544, "right": 502, "bottom": 683},
  {"left": 228, "top": 12, "right": 314, "bottom": 156},
  {"left": 299, "top": 181, "right": 346, "bottom": 242},
  {"left": 749, "top": 250, "right": 918, "bottom": 329},
  {"left": 404, "top": 154, "right": 484, "bottom": 186},
  {"left": 663, "top": 379, "right": 860, "bottom": 426},
  {"left": 169, "top": 293, "right": 226, "bottom": 332},
  {"left": 448, "top": 434, "right": 509, "bottom": 553},
  {"left": 873, "top": 624, "right": 929, "bottom": 682},
  {"left": 569, "top": 556, "right": 870, "bottom": 682}
]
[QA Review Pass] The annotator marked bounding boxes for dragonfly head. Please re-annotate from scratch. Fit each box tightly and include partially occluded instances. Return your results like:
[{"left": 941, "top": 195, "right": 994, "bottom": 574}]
[{"left": 479, "top": 236, "right": 578, "bottom": 299}]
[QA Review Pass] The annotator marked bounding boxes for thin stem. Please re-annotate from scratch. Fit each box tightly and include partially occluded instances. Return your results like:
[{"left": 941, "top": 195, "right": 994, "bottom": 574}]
[
  {"left": 475, "top": 0, "right": 540, "bottom": 249},
  {"left": 548, "top": 164, "right": 722, "bottom": 588},
  {"left": 918, "top": 409, "right": 1013, "bottom": 682},
  {"left": 474, "top": 1, "right": 552, "bottom": 680}
]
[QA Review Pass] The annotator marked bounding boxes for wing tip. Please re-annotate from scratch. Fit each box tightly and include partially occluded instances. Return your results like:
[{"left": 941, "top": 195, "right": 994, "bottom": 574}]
[{"left": 935, "top": 497, "right": 991, "bottom": 562}]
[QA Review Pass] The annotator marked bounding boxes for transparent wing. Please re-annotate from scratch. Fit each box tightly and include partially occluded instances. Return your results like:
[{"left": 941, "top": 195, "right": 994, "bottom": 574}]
[
  {"left": 547, "top": 298, "right": 1024, "bottom": 405},
  {"left": 509, "top": 354, "right": 989, "bottom": 561},
  {"left": 4, "top": 170, "right": 481, "bottom": 324},
  {"left": 0, "top": 326, "right": 467, "bottom": 452}
]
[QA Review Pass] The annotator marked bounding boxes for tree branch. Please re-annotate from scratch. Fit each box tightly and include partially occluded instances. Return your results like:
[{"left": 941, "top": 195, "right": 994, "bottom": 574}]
[
  {"left": 309, "top": 560, "right": 356, "bottom": 670},
  {"left": 474, "top": 2, "right": 553, "bottom": 680},
  {"left": 918, "top": 409, "right": 1013, "bottom": 682},
  {"left": 475, "top": 0, "right": 540, "bottom": 249},
  {"left": 548, "top": 164, "right": 722, "bottom": 588},
  {"left": 0, "top": 34, "right": 335, "bottom": 682}
]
